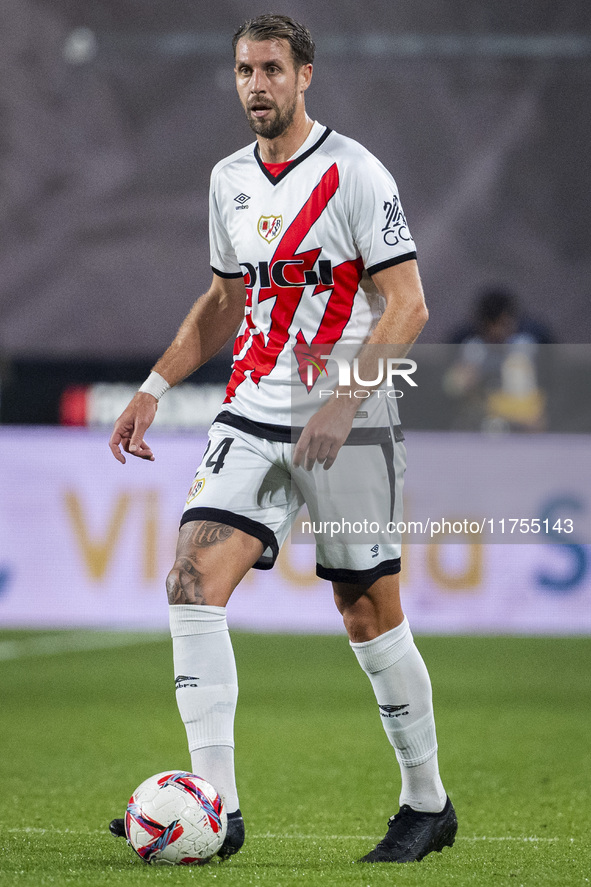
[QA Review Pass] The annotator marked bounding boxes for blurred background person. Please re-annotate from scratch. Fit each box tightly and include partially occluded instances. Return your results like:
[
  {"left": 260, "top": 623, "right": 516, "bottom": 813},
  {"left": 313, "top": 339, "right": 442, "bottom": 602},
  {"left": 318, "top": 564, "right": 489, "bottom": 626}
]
[{"left": 444, "top": 287, "right": 554, "bottom": 432}]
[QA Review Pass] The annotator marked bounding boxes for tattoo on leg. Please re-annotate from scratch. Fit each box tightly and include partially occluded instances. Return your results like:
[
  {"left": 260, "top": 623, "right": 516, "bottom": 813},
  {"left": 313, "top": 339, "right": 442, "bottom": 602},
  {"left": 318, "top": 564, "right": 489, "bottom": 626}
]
[
  {"left": 166, "top": 558, "right": 207, "bottom": 605},
  {"left": 189, "top": 521, "right": 235, "bottom": 547},
  {"left": 166, "top": 522, "right": 235, "bottom": 604}
]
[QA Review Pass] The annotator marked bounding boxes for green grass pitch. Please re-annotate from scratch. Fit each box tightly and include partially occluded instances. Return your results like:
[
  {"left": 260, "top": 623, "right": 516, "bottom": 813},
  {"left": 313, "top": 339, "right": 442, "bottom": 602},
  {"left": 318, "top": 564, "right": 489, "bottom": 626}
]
[{"left": 1, "top": 630, "right": 589, "bottom": 886}]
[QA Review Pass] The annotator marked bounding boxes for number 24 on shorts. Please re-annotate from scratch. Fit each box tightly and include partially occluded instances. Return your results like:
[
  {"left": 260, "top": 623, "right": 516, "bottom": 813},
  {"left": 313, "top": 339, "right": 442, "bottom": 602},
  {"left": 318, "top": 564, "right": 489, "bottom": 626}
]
[{"left": 203, "top": 437, "right": 234, "bottom": 474}]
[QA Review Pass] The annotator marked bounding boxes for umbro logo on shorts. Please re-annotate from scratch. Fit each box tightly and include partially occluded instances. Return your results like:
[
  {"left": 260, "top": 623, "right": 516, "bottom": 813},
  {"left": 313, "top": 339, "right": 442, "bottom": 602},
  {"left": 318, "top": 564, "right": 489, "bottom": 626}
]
[{"left": 371, "top": 544, "right": 379, "bottom": 558}]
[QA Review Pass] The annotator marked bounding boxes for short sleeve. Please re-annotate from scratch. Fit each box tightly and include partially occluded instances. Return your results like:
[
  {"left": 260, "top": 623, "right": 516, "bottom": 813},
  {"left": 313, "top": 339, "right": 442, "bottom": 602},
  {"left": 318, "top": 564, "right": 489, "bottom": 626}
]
[
  {"left": 341, "top": 152, "right": 417, "bottom": 276},
  {"left": 209, "top": 174, "right": 242, "bottom": 278}
]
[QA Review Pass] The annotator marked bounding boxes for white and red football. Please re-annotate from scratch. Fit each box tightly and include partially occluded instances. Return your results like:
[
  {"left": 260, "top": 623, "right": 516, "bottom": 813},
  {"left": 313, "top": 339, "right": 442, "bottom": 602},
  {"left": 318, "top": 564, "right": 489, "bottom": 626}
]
[{"left": 124, "top": 770, "right": 227, "bottom": 865}]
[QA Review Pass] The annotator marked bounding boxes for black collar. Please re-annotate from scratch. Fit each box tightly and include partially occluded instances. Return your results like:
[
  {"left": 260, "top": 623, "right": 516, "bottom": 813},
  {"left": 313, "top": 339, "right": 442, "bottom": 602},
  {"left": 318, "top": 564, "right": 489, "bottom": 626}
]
[{"left": 254, "top": 127, "right": 332, "bottom": 185}]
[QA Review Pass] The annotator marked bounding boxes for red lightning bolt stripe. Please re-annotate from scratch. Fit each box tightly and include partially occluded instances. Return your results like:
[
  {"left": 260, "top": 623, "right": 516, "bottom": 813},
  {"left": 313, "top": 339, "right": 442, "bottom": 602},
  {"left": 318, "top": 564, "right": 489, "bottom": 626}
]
[
  {"left": 294, "top": 255, "right": 364, "bottom": 389},
  {"left": 225, "top": 163, "right": 340, "bottom": 402}
]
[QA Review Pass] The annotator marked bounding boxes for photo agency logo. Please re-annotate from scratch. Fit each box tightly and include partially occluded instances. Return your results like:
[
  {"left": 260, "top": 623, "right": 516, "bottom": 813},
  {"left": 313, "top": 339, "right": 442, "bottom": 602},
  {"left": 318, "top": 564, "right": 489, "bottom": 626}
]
[{"left": 301, "top": 352, "right": 418, "bottom": 400}]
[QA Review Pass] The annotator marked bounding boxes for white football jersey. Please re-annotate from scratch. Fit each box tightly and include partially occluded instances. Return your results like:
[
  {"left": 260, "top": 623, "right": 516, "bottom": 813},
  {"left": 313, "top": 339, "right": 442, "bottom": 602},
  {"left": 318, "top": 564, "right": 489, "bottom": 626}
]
[{"left": 209, "top": 122, "right": 417, "bottom": 426}]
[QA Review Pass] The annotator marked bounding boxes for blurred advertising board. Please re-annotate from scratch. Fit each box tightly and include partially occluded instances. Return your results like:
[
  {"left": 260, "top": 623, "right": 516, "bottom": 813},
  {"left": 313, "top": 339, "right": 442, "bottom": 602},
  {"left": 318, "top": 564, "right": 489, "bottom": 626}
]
[{"left": 0, "top": 428, "right": 589, "bottom": 634}]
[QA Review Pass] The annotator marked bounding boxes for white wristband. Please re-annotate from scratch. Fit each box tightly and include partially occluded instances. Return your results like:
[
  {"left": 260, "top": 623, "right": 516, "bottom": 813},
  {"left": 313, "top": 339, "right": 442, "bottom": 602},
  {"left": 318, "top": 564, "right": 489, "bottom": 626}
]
[{"left": 138, "top": 371, "right": 170, "bottom": 401}]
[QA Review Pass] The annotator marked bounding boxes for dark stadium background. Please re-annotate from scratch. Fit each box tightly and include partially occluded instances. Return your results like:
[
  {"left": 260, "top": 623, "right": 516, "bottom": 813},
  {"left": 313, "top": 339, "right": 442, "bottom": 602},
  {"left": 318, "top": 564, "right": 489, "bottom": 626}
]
[{"left": 1, "top": 0, "right": 590, "bottom": 424}]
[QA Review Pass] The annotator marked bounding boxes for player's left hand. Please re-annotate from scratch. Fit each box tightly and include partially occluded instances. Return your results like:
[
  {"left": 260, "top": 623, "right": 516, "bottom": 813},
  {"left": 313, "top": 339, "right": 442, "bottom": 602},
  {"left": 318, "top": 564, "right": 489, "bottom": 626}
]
[{"left": 293, "top": 398, "right": 357, "bottom": 471}]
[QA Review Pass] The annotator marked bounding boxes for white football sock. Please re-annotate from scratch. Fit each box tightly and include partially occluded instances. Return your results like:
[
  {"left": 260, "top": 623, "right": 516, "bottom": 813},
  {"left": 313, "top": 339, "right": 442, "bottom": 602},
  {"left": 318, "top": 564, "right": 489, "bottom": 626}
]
[
  {"left": 169, "top": 604, "right": 240, "bottom": 813},
  {"left": 350, "top": 617, "right": 447, "bottom": 813}
]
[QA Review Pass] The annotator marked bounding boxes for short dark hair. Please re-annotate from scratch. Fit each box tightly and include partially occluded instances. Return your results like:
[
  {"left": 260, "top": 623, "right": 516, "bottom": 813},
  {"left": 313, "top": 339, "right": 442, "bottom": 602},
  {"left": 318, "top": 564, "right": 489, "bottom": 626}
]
[{"left": 232, "top": 13, "right": 315, "bottom": 68}]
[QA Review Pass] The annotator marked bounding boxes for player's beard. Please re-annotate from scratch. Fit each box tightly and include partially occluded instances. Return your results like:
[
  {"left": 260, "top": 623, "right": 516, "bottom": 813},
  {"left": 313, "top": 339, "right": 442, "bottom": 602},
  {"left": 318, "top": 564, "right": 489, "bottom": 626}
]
[{"left": 246, "top": 93, "right": 298, "bottom": 140}]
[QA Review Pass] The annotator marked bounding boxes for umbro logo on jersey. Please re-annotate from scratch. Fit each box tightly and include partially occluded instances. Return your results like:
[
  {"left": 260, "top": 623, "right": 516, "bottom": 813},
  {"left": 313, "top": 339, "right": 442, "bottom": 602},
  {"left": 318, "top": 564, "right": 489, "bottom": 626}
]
[
  {"left": 234, "top": 193, "right": 250, "bottom": 210},
  {"left": 371, "top": 544, "right": 379, "bottom": 558},
  {"left": 258, "top": 215, "right": 283, "bottom": 242}
]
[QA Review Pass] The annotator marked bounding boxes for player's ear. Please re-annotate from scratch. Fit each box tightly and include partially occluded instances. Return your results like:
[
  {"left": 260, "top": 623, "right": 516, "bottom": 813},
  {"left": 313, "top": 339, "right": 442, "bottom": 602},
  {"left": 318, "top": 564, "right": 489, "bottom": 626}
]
[{"left": 298, "top": 63, "right": 313, "bottom": 93}]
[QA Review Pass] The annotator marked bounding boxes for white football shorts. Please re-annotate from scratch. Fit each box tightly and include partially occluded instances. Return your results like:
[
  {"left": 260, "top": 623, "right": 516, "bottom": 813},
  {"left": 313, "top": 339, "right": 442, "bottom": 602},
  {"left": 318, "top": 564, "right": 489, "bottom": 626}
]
[{"left": 180, "top": 410, "right": 406, "bottom": 583}]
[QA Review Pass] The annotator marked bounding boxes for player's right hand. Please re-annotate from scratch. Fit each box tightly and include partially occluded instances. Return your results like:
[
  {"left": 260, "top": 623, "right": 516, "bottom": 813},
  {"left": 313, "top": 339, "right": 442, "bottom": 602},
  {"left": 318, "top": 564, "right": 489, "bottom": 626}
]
[{"left": 108, "top": 392, "right": 158, "bottom": 464}]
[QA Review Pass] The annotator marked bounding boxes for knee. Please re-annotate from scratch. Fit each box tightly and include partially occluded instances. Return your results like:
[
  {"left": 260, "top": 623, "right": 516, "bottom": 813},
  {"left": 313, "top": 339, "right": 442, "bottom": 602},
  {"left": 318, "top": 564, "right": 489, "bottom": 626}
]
[
  {"left": 339, "top": 598, "right": 380, "bottom": 643},
  {"left": 334, "top": 577, "right": 404, "bottom": 642},
  {"left": 335, "top": 587, "right": 404, "bottom": 643},
  {"left": 166, "top": 560, "right": 206, "bottom": 605},
  {"left": 166, "top": 559, "right": 233, "bottom": 606},
  {"left": 166, "top": 565, "right": 185, "bottom": 605}
]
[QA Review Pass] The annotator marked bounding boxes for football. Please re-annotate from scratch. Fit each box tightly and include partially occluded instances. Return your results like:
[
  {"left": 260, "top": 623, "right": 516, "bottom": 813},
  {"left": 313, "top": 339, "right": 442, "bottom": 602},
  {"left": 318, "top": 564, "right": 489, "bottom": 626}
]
[{"left": 124, "top": 770, "right": 227, "bottom": 865}]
